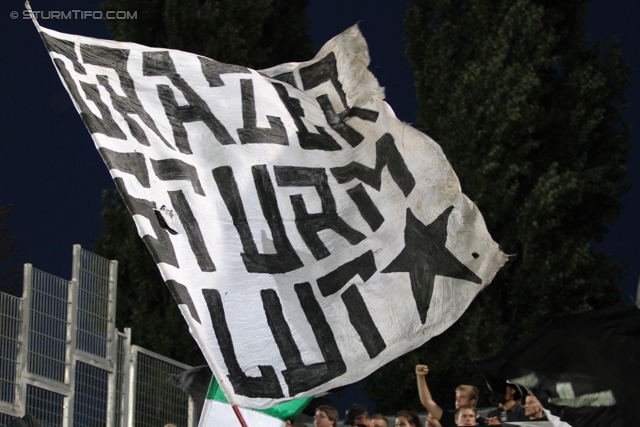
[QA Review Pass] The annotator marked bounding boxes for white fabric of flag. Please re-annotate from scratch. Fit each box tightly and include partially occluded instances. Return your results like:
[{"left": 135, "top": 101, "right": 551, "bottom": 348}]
[
  {"left": 199, "top": 401, "right": 285, "bottom": 427},
  {"left": 38, "top": 21, "right": 507, "bottom": 409},
  {"left": 505, "top": 409, "right": 573, "bottom": 427}
]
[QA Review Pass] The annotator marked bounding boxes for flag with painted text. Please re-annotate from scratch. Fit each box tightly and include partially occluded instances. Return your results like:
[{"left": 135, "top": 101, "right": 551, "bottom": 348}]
[{"left": 38, "top": 22, "right": 507, "bottom": 409}]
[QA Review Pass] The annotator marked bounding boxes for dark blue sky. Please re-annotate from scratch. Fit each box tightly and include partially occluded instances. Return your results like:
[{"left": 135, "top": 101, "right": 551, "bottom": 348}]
[{"left": 0, "top": 1, "right": 637, "bottom": 305}]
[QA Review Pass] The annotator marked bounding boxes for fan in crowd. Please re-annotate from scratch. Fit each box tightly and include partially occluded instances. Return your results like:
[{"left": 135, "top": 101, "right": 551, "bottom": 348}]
[
  {"left": 416, "top": 364, "right": 485, "bottom": 426},
  {"left": 394, "top": 410, "right": 421, "bottom": 427},
  {"left": 344, "top": 403, "right": 373, "bottom": 427},
  {"left": 372, "top": 413, "right": 389, "bottom": 427},
  {"left": 524, "top": 394, "right": 548, "bottom": 421},
  {"left": 314, "top": 404, "right": 340, "bottom": 427},
  {"left": 454, "top": 405, "right": 478, "bottom": 426},
  {"left": 485, "top": 381, "right": 527, "bottom": 425}
]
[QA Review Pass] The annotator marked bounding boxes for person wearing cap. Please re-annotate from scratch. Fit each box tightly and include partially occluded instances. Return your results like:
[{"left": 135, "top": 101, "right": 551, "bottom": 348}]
[
  {"left": 485, "top": 381, "right": 527, "bottom": 425},
  {"left": 344, "top": 403, "right": 372, "bottom": 427}
]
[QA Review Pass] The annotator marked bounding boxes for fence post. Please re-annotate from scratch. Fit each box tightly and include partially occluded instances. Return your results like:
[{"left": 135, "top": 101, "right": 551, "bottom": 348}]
[
  {"left": 106, "top": 259, "right": 119, "bottom": 427},
  {"left": 64, "top": 244, "right": 82, "bottom": 426},
  {"left": 14, "top": 263, "right": 32, "bottom": 418},
  {"left": 127, "top": 335, "right": 138, "bottom": 427},
  {"left": 119, "top": 328, "right": 132, "bottom": 427}
]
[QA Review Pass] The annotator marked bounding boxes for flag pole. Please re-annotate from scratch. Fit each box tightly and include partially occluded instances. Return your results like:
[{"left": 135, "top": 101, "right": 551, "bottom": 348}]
[{"left": 232, "top": 405, "right": 250, "bottom": 427}]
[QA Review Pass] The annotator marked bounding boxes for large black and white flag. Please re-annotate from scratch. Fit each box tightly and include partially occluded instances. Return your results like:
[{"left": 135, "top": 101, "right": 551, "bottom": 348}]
[{"left": 37, "top": 19, "right": 507, "bottom": 408}]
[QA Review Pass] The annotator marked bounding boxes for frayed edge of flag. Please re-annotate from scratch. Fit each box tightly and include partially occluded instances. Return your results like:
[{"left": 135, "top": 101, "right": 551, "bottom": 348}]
[
  {"left": 326, "top": 25, "right": 386, "bottom": 108},
  {"left": 260, "top": 24, "right": 385, "bottom": 109}
]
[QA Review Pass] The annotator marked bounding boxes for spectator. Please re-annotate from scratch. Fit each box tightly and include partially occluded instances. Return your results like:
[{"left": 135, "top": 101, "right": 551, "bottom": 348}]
[
  {"left": 315, "top": 404, "right": 339, "bottom": 427},
  {"left": 524, "top": 394, "right": 547, "bottom": 421},
  {"left": 372, "top": 413, "right": 389, "bottom": 427},
  {"left": 453, "top": 405, "right": 476, "bottom": 426},
  {"left": 485, "top": 381, "right": 527, "bottom": 425},
  {"left": 394, "top": 410, "right": 421, "bottom": 427},
  {"left": 344, "top": 403, "right": 372, "bottom": 427},
  {"left": 416, "top": 364, "right": 483, "bottom": 427}
]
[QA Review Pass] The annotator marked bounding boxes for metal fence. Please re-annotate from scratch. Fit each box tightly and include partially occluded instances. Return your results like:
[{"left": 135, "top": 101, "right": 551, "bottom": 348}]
[
  {"left": 0, "top": 245, "right": 195, "bottom": 427},
  {"left": 129, "top": 348, "right": 193, "bottom": 427},
  {"left": 0, "top": 292, "right": 21, "bottom": 427}
]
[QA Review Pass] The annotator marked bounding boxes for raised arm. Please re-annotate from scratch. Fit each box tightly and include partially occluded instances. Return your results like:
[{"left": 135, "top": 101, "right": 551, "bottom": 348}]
[
  {"left": 415, "top": 364, "right": 444, "bottom": 420},
  {"left": 426, "top": 414, "right": 443, "bottom": 427}
]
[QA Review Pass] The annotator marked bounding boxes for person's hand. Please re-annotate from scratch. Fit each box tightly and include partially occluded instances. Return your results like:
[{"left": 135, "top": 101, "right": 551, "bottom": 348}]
[
  {"left": 415, "top": 364, "right": 429, "bottom": 376},
  {"left": 485, "top": 416, "right": 501, "bottom": 425},
  {"left": 426, "top": 414, "right": 441, "bottom": 427}
]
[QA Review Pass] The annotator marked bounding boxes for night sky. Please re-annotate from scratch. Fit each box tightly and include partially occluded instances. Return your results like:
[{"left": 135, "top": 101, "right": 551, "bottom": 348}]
[{"left": 0, "top": 1, "right": 637, "bottom": 409}]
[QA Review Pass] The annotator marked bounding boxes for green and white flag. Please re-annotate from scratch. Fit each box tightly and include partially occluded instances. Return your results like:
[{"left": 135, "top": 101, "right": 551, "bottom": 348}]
[
  {"left": 200, "top": 403, "right": 284, "bottom": 427},
  {"left": 199, "top": 377, "right": 311, "bottom": 426}
]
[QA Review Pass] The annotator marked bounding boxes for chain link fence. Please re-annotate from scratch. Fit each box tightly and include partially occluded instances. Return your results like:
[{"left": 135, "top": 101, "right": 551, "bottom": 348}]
[
  {"left": 0, "top": 245, "right": 195, "bottom": 427},
  {"left": 130, "top": 349, "right": 193, "bottom": 427},
  {"left": 0, "top": 293, "right": 21, "bottom": 424}
]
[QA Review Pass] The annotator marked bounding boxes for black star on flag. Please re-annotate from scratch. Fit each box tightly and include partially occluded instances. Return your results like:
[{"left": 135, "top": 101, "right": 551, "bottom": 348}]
[{"left": 382, "top": 206, "right": 482, "bottom": 324}]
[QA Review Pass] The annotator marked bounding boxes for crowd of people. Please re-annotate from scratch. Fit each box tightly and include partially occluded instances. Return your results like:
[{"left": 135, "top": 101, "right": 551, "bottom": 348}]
[{"left": 302, "top": 363, "right": 548, "bottom": 427}]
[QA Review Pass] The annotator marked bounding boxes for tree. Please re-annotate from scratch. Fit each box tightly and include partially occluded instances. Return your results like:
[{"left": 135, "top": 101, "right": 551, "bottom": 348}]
[
  {"left": 363, "top": 0, "right": 632, "bottom": 411},
  {"left": 102, "top": 0, "right": 314, "bottom": 69},
  {"left": 0, "top": 205, "right": 22, "bottom": 296},
  {"left": 94, "top": 0, "right": 314, "bottom": 366}
]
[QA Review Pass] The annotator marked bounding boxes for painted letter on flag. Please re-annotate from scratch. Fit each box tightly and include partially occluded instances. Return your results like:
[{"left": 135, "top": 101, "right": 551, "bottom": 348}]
[{"left": 37, "top": 21, "right": 507, "bottom": 409}]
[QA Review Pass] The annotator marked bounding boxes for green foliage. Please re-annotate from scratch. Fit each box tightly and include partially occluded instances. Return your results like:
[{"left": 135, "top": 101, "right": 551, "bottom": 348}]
[
  {"left": 363, "top": 0, "right": 632, "bottom": 412},
  {"left": 0, "top": 206, "right": 22, "bottom": 296},
  {"left": 94, "top": 0, "right": 313, "bottom": 365},
  {"left": 101, "top": 0, "right": 314, "bottom": 68}
]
